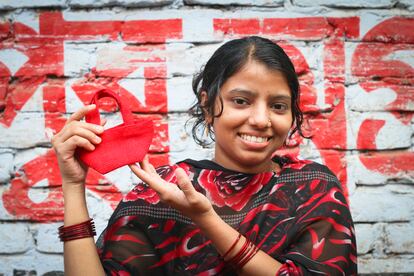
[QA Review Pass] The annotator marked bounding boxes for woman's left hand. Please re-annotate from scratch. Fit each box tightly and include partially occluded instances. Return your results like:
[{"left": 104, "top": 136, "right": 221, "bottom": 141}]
[{"left": 129, "top": 156, "right": 214, "bottom": 221}]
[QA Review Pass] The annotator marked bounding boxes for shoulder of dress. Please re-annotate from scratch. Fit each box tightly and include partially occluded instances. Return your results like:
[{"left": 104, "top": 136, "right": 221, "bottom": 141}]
[{"left": 279, "top": 155, "right": 335, "bottom": 174}]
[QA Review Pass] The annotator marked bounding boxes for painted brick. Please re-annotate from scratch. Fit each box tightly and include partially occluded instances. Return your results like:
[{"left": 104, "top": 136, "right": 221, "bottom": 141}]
[
  {"left": 13, "top": 148, "right": 49, "bottom": 172},
  {"left": 0, "top": 112, "right": 48, "bottom": 149},
  {"left": 64, "top": 42, "right": 219, "bottom": 79},
  {"left": 346, "top": 154, "right": 413, "bottom": 186},
  {"left": 385, "top": 223, "right": 414, "bottom": 253},
  {"left": 351, "top": 43, "right": 414, "bottom": 79},
  {"left": 121, "top": 19, "right": 182, "bottom": 43},
  {"left": 358, "top": 256, "right": 414, "bottom": 274},
  {"left": 0, "top": 223, "right": 32, "bottom": 253},
  {"left": 63, "top": 43, "right": 98, "bottom": 77},
  {"left": 358, "top": 17, "right": 414, "bottom": 43},
  {"left": 398, "top": 0, "right": 414, "bottom": 10},
  {"left": 386, "top": 184, "right": 414, "bottom": 195},
  {"left": 347, "top": 111, "right": 412, "bottom": 150},
  {"left": 68, "top": 0, "right": 173, "bottom": 8},
  {"left": 166, "top": 43, "right": 221, "bottom": 78},
  {"left": 0, "top": 150, "right": 13, "bottom": 183},
  {"left": 346, "top": 83, "right": 414, "bottom": 112},
  {"left": 168, "top": 113, "right": 214, "bottom": 164},
  {"left": 0, "top": 254, "right": 63, "bottom": 276},
  {"left": 350, "top": 187, "right": 414, "bottom": 222},
  {"left": 102, "top": 166, "right": 135, "bottom": 194},
  {"left": 356, "top": 151, "right": 414, "bottom": 183},
  {"left": 293, "top": 0, "right": 395, "bottom": 8},
  {"left": 354, "top": 223, "right": 385, "bottom": 255},
  {"left": 167, "top": 77, "right": 197, "bottom": 112},
  {"left": 0, "top": 0, "right": 65, "bottom": 9},
  {"left": 32, "top": 223, "right": 62, "bottom": 253},
  {"left": 0, "top": 41, "right": 64, "bottom": 78},
  {"left": 184, "top": 0, "right": 283, "bottom": 6},
  {"left": 0, "top": 185, "right": 17, "bottom": 220},
  {"left": 0, "top": 20, "right": 11, "bottom": 38}
]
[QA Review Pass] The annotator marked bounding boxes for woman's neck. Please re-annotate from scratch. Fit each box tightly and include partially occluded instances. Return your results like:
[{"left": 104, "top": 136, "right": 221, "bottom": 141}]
[{"left": 211, "top": 157, "right": 280, "bottom": 174}]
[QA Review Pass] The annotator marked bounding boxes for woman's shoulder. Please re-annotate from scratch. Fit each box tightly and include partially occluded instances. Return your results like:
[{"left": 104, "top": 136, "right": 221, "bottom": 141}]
[
  {"left": 277, "top": 154, "right": 337, "bottom": 176},
  {"left": 276, "top": 154, "right": 342, "bottom": 192},
  {"left": 275, "top": 155, "right": 349, "bottom": 212}
]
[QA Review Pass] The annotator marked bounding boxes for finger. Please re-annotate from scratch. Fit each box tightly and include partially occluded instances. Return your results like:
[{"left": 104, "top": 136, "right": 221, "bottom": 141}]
[
  {"left": 64, "top": 135, "right": 96, "bottom": 152},
  {"left": 129, "top": 164, "right": 167, "bottom": 194},
  {"left": 175, "top": 168, "right": 196, "bottom": 198},
  {"left": 59, "top": 122, "right": 103, "bottom": 145},
  {"left": 139, "top": 155, "right": 150, "bottom": 171},
  {"left": 53, "top": 122, "right": 103, "bottom": 147},
  {"left": 139, "top": 156, "right": 157, "bottom": 175},
  {"left": 66, "top": 104, "right": 97, "bottom": 124},
  {"left": 100, "top": 118, "right": 107, "bottom": 126}
]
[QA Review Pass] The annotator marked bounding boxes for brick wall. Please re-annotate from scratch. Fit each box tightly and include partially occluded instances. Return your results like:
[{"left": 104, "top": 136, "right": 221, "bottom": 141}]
[{"left": 0, "top": 0, "right": 413, "bottom": 275}]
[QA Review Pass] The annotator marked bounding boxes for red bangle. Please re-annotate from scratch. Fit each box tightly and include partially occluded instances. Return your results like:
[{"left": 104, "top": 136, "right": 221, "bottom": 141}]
[
  {"left": 58, "top": 218, "right": 96, "bottom": 242},
  {"left": 222, "top": 233, "right": 242, "bottom": 259},
  {"left": 239, "top": 243, "right": 260, "bottom": 268},
  {"left": 226, "top": 236, "right": 250, "bottom": 267}
]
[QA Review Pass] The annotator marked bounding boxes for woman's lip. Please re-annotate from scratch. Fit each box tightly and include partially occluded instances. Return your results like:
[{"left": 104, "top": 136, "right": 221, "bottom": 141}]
[
  {"left": 238, "top": 133, "right": 273, "bottom": 141},
  {"left": 237, "top": 134, "right": 272, "bottom": 149}
]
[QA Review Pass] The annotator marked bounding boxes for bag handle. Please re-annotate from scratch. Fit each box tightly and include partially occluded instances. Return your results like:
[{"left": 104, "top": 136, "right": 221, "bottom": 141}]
[{"left": 84, "top": 89, "right": 134, "bottom": 125}]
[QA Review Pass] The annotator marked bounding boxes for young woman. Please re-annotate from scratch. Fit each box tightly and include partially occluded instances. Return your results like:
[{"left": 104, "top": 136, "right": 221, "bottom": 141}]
[{"left": 52, "top": 36, "right": 357, "bottom": 275}]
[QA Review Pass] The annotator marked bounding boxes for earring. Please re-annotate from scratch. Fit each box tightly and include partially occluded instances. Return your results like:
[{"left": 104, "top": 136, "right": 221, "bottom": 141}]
[
  {"left": 284, "top": 130, "right": 293, "bottom": 147},
  {"left": 204, "top": 123, "right": 210, "bottom": 137},
  {"left": 267, "top": 119, "right": 272, "bottom": 128}
]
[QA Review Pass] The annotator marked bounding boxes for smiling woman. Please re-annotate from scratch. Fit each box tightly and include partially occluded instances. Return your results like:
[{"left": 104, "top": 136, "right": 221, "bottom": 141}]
[
  {"left": 53, "top": 36, "right": 357, "bottom": 275},
  {"left": 210, "top": 63, "right": 293, "bottom": 174}
]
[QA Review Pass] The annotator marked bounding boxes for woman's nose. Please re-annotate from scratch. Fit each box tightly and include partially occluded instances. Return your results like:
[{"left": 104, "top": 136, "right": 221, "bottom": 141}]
[{"left": 248, "top": 107, "right": 269, "bottom": 128}]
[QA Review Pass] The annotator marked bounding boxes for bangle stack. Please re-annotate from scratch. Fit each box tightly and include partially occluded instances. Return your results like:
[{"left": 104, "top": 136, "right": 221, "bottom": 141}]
[
  {"left": 58, "top": 218, "right": 96, "bottom": 242},
  {"left": 222, "top": 233, "right": 260, "bottom": 270}
]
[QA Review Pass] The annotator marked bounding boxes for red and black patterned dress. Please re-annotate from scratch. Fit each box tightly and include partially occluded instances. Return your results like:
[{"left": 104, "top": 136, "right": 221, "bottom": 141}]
[{"left": 97, "top": 155, "right": 357, "bottom": 275}]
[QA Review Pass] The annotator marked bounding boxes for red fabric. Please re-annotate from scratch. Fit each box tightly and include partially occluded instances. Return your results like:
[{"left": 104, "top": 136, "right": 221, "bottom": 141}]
[
  {"left": 77, "top": 89, "right": 154, "bottom": 174},
  {"left": 96, "top": 156, "right": 358, "bottom": 275}
]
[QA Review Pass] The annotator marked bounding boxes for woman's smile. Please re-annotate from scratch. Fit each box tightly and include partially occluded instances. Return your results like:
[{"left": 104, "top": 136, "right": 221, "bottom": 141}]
[
  {"left": 237, "top": 133, "right": 273, "bottom": 151},
  {"left": 238, "top": 133, "right": 272, "bottom": 143}
]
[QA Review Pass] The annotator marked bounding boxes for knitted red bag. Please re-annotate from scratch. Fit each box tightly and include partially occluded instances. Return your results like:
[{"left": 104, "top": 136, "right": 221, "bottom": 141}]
[{"left": 76, "top": 89, "right": 154, "bottom": 174}]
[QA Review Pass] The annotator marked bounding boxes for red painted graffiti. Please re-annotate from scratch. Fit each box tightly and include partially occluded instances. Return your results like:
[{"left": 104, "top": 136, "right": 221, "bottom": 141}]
[
  {"left": 1, "top": 14, "right": 413, "bottom": 221},
  {"left": 1, "top": 12, "right": 180, "bottom": 221},
  {"left": 352, "top": 17, "right": 414, "bottom": 180}
]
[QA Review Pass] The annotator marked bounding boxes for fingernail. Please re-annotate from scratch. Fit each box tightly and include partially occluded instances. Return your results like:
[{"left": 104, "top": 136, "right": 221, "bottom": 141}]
[
  {"left": 95, "top": 136, "right": 102, "bottom": 143},
  {"left": 95, "top": 126, "right": 104, "bottom": 132}
]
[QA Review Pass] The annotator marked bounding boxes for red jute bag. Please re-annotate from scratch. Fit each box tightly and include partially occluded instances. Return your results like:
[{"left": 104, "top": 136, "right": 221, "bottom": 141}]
[{"left": 77, "top": 89, "right": 154, "bottom": 174}]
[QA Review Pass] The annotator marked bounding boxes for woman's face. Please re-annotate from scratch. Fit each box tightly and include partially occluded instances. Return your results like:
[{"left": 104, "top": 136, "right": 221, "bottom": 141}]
[{"left": 210, "top": 60, "right": 293, "bottom": 173}]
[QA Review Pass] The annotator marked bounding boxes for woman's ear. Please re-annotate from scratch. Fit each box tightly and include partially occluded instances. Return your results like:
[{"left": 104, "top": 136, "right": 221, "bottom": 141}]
[{"left": 200, "top": 91, "right": 212, "bottom": 124}]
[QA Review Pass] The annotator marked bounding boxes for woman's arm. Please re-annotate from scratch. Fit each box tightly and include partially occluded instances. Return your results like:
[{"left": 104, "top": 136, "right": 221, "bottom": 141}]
[
  {"left": 62, "top": 184, "right": 105, "bottom": 276},
  {"left": 194, "top": 209, "right": 282, "bottom": 276},
  {"left": 52, "top": 104, "right": 106, "bottom": 276},
  {"left": 130, "top": 158, "right": 282, "bottom": 275}
]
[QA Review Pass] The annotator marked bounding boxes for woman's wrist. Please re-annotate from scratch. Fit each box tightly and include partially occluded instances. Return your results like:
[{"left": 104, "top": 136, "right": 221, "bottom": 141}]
[
  {"left": 62, "top": 181, "right": 85, "bottom": 194},
  {"left": 191, "top": 208, "right": 224, "bottom": 233}
]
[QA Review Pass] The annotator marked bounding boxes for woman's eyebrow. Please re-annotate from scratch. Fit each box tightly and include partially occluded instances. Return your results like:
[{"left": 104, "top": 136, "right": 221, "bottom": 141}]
[
  {"left": 269, "top": 95, "right": 291, "bottom": 101},
  {"left": 227, "top": 88, "right": 256, "bottom": 96},
  {"left": 228, "top": 89, "right": 291, "bottom": 101}
]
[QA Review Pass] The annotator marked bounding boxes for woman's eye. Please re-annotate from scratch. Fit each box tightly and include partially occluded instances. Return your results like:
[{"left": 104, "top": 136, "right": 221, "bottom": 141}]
[
  {"left": 272, "top": 103, "right": 288, "bottom": 111},
  {"left": 233, "top": 98, "right": 248, "bottom": 105}
]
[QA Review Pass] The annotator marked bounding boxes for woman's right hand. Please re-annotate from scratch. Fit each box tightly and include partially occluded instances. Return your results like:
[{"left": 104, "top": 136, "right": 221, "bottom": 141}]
[{"left": 51, "top": 104, "right": 105, "bottom": 187}]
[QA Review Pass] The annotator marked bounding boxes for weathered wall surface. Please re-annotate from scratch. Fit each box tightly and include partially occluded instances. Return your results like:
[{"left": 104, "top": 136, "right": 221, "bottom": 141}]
[{"left": 0, "top": 0, "right": 413, "bottom": 275}]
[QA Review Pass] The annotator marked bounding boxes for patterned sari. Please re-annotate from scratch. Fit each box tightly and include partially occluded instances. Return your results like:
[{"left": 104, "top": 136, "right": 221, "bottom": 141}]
[{"left": 97, "top": 156, "right": 357, "bottom": 275}]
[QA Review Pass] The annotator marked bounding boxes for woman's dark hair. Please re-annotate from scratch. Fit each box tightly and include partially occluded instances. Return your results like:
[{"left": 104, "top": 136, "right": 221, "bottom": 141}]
[{"left": 188, "top": 36, "right": 306, "bottom": 147}]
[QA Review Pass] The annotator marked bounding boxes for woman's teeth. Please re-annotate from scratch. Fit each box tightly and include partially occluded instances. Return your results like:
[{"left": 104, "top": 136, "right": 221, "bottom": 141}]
[{"left": 240, "top": 134, "right": 269, "bottom": 143}]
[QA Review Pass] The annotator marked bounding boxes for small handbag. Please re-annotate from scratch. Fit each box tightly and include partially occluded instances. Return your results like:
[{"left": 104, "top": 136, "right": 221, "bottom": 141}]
[{"left": 77, "top": 89, "right": 154, "bottom": 174}]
